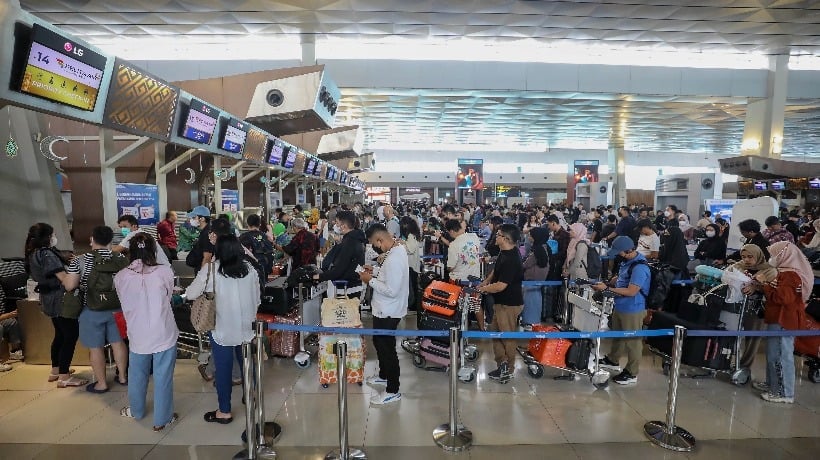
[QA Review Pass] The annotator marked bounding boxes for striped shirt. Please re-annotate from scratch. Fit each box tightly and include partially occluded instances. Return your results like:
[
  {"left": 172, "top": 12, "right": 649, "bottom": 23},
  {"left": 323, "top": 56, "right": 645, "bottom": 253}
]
[{"left": 67, "top": 249, "right": 114, "bottom": 290}]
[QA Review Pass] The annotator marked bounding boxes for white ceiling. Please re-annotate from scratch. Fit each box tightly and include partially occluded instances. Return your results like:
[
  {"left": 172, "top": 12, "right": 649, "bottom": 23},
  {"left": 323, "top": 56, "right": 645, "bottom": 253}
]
[{"left": 19, "top": 0, "right": 820, "bottom": 156}]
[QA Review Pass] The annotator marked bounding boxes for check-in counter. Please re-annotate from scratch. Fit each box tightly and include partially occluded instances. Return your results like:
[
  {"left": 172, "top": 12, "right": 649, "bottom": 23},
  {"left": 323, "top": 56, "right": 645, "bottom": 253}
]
[{"left": 17, "top": 299, "right": 90, "bottom": 366}]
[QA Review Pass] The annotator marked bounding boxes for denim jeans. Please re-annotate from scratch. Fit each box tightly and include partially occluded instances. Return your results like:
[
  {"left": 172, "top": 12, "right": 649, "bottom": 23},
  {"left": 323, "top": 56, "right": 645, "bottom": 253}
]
[
  {"left": 765, "top": 323, "right": 795, "bottom": 398},
  {"left": 128, "top": 346, "right": 176, "bottom": 427},
  {"left": 210, "top": 332, "right": 244, "bottom": 414},
  {"left": 521, "top": 286, "right": 543, "bottom": 326}
]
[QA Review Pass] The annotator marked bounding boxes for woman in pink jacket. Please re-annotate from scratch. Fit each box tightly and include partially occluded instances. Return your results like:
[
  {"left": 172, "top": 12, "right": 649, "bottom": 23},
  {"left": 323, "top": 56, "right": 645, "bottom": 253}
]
[{"left": 113, "top": 233, "right": 179, "bottom": 431}]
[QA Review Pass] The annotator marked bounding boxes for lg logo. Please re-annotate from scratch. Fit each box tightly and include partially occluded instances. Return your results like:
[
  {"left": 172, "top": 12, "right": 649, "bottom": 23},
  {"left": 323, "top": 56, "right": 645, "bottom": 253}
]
[{"left": 63, "top": 42, "right": 84, "bottom": 57}]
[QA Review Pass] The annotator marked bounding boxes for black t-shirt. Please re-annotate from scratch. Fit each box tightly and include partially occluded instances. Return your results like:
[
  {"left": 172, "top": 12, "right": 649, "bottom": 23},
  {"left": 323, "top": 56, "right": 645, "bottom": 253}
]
[
  {"left": 491, "top": 248, "right": 523, "bottom": 306},
  {"left": 590, "top": 218, "right": 603, "bottom": 243}
]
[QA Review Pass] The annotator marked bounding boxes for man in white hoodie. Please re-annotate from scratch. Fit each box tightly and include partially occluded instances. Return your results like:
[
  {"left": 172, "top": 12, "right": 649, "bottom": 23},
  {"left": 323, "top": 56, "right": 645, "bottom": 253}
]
[{"left": 360, "top": 223, "right": 409, "bottom": 405}]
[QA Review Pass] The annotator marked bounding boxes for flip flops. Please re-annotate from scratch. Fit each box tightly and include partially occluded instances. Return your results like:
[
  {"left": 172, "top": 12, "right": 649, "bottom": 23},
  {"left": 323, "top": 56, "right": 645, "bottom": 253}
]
[
  {"left": 56, "top": 376, "right": 88, "bottom": 388},
  {"left": 85, "top": 382, "right": 109, "bottom": 394},
  {"left": 203, "top": 410, "right": 233, "bottom": 424},
  {"left": 153, "top": 413, "right": 179, "bottom": 432}
]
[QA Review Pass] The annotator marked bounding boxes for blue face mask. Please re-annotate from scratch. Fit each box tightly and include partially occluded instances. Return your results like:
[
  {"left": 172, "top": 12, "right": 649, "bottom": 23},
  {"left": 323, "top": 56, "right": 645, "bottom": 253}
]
[{"left": 121, "top": 227, "right": 131, "bottom": 237}]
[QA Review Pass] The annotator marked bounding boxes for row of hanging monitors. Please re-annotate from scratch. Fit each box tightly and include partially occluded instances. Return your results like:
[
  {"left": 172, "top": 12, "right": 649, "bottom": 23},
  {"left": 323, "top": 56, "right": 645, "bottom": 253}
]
[{"left": 11, "top": 22, "right": 363, "bottom": 190}]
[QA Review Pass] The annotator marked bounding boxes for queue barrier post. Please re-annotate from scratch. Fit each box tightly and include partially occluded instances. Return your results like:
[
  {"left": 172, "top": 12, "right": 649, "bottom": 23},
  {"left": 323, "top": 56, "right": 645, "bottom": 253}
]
[
  {"left": 234, "top": 341, "right": 258, "bottom": 460},
  {"left": 643, "top": 325, "right": 696, "bottom": 452},
  {"left": 325, "top": 340, "right": 367, "bottom": 460},
  {"left": 433, "top": 327, "right": 473, "bottom": 452},
  {"left": 254, "top": 321, "right": 279, "bottom": 459}
]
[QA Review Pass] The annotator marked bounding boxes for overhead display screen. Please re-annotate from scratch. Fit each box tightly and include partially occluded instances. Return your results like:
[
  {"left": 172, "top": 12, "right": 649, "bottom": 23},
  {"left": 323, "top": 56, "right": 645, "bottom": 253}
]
[
  {"left": 315, "top": 162, "right": 326, "bottom": 177},
  {"left": 809, "top": 177, "right": 820, "bottom": 190},
  {"left": 282, "top": 145, "right": 297, "bottom": 170},
  {"left": 104, "top": 59, "right": 178, "bottom": 140},
  {"left": 305, "top": 156, "right": 317, "bottom": 175},
  {"left": 220, "top": 117, "right": 248, "bottom": 155},
  {"left": 267, "top": 137, "right": 285, "bottom": 166},
  {"left": 769, "top": 180, "right": 786, "bottom": 191},
  {"left": 293, "top": 150, "right": 307, "bottom": 174},
  {"left": 787, "top": 178, "right": 807, "bottom": 190},
  {"left": 19, "top": 24, "right": 106, "bottom": 111},
  {"left": 456, "top": 158, "right": 484, "bottom": 190},
  {"left": 340, "top": 171, "right": 348, "bottom": 185},
  {"left": 180, "top": 99, "right": 218, "bottom": 144},
  {"left": 242, "top": 128, "right": 268, "bottom": 164},
  {"left": 753, "top": 181, "right": 768, "bottom": 191}
]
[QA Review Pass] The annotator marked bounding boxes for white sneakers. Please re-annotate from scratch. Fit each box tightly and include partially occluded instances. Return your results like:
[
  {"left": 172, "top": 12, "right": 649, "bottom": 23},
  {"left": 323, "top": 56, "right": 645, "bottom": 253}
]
[
  {"left": 0, "top": 362, "right": 12, "bottom": 372},
  {"left": 366, "top": 374, "right": 388, "bottom": 387},
  {"left": 370, "top": 390, "right": 401, "bottom": 405},
  {"left": 8, "top": 351, "right": 23, "bottom": 361},
  {"left": 760, "top": 392, "right": 794, "bottom": 404}
]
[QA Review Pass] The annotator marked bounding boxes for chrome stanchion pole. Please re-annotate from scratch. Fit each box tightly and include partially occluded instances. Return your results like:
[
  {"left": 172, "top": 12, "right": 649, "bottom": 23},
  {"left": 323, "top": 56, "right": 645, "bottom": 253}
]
[
  {"left": 644, "top": 326, "right": 696, "bottom": 452},
  {"left": 254, "top": 321, "right": 279, "bottom": 459},
  {"left": 325, "top": 340, "right": 366, "bottom": 460},
  {"left": 234, "top": 342, "right": 257, "bottom": 460},
  {"left": 433, "top": 327, "right": 473, "bottom": 452}
]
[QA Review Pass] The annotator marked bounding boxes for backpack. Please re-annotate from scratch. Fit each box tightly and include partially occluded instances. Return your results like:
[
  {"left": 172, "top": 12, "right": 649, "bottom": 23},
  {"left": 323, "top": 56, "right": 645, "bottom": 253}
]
[
  {"left": 579, "top": 241, "right": 602, "bottom": 279},
  {"left": 626, "top": 260, "right": 677, "bottom": 310},
  {"left": 240, "top": 230, "right": 274, "bottom": 275},
  {"left": 86, "top": 251, "right": 129, "bottom": 311}
]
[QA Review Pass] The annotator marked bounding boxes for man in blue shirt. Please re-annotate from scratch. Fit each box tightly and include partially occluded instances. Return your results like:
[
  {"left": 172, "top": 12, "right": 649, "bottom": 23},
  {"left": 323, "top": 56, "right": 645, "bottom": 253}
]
[
  {"left": 591, "top": 236, "right": 651, "bottom": 385},
  {"left": 604, "top": 206, "right": 637, "bottom": 245}
]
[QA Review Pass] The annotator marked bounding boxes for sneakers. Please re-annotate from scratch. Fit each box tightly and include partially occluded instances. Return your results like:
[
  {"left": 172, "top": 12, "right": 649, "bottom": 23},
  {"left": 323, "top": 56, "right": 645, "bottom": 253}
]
[
  {"left": 612, "top": 371, "right": 638, "bottom": 385},
  {"left": 597, "top": 356, "right": 621, "bottom": 371},
  {"left": 752, "top": 381, "right": 770, "bottom": 392},
  {"left": 0, "top": 362, "right": 11, "bottom": 372},
  {"left": 8, "top": 350, "right": 23, "bottom": 361},
  {"left": 370, "top": 390, "right": 401, "bottom": 405},
  {"left": 366, "top": 374, "right": 388, "bottom": 387},
  {"left": 488, "top": 362, "right": 512, "bottom": 382},
  {"left": 761, "top": 392, "right": 794, "bottom": 404}
]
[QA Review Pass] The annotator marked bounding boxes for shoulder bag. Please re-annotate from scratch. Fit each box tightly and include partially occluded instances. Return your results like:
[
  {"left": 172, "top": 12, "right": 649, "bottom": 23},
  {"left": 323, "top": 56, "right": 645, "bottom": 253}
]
[{"left": 191, "top": 262, "right": 216, "bottom": 332}]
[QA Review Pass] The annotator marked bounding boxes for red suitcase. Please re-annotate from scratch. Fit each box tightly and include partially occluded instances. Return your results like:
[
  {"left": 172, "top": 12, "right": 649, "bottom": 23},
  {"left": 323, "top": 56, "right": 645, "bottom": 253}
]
[{"left": 257, "top": 310, "right": 301, "bottom": 358}]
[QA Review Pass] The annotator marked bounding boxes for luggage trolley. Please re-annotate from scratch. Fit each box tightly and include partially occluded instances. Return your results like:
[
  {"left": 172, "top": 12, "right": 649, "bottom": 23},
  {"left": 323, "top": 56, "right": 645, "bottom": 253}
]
[
  {"left": 646, "top": 280, "right": 763, "bottom": 386},
  {"left": 518, "top": 280, "right": 612, "bottom": 389},
  {"left": 401, "top": 284, "right": 480, "bottom": 383},
  {"left": 293, "top": 280, "right": 327, "bottom": 369}
]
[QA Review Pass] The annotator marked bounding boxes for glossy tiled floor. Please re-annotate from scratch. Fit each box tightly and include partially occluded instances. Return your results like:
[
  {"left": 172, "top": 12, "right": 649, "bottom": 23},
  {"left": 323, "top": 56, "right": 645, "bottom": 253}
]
[{"left": 0, "top": 315, "right": 818, "bottom": 459}]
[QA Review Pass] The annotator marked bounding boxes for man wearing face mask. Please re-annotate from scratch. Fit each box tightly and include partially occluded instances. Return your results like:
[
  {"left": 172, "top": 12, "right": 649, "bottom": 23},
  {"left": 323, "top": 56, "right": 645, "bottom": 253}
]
[
  {"left": 115, "top": 215, "right": 169, "bottom": 265},
  {"left": 314, "top": 211, "right": 366, "bottom": 296},
  {"left": 360, "top": 223, "right": 408, "bottom": 405},
  {"left": 185, "top": 206, "right": 213, "bottom": 272}
]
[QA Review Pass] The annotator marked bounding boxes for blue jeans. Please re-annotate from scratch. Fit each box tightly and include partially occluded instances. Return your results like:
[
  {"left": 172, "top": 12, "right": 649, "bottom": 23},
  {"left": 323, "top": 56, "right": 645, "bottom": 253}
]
[
  {"left": 521, "top": 286, "right": 543, "bottom": 325},
  {"left": 210, "top": 332, "right": 244, "bottom": 414},
  {"left": 765, "top": 323, "right": 795, "bottom": 398},
  {"left": 128, "top": 346, "right": 176, "bottom": 427}
]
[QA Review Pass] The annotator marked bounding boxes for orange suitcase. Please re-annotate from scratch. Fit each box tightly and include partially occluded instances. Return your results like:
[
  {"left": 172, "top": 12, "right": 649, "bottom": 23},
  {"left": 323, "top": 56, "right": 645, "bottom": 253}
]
[
  {"left": 422, "top": 280, "right": 461, "bottom": 317},
  {"left": 528, "top": 325, "right": 572, "bottom": 368},
  {"left": 795, "top": 315, "right": 820, "bottom": 359}
]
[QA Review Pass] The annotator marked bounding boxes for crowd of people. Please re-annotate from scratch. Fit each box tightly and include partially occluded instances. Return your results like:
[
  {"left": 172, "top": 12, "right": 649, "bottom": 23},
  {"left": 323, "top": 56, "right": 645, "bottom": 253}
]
[{"left": 2, "top": 197, "right": 816, "bottom": 431}]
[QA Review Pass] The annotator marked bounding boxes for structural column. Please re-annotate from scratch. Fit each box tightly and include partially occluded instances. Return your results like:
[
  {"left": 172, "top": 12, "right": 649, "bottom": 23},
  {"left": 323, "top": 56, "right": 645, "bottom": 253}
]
[
  {"left": 213, "top": 156, "right": 222, "bottom": 213},
  {"left": 154, "top": 142, "right": 168, "bottom": 215},
  {"left": 607, "top": 138, "right": 626, "bottom": 208},
  {"left": 741, "top": 55, "right": 789, "bottom": 159},
  {"left": 99, "top": 128, "right": 119, "bottom": 226}
]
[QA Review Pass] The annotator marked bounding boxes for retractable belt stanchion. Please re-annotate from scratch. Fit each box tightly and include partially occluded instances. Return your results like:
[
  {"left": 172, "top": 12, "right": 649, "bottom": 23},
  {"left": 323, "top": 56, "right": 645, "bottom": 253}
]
[
  {"left": 325, "top": 340, "right": 367, "bottom": 460},
  {"left": 254, "top": 321, "right": 279, "bottom": 459},
  {"left": 643, "top": 325, "right": 696, "bottom": 452},
  {"left": 433, "top": 327, "right": 473, "bottom": 452},
  {"left": 234, "top": 342, "right": 257, "bottom": 460}
]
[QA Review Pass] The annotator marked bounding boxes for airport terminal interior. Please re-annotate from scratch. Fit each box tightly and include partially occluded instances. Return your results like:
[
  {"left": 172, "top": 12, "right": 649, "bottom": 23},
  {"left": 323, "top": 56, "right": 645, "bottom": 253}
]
[{"left": 1, "top": 1, "right": 820, "bottom": 459}]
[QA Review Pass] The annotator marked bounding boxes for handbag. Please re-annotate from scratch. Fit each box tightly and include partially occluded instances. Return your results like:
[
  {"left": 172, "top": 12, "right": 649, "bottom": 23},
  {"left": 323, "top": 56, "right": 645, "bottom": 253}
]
[
  {"left": 190, "top": 262, "right": 216, "bottom": 332},
  {"left": 61, "top": 289, "right": 83, "bottom": 319}
]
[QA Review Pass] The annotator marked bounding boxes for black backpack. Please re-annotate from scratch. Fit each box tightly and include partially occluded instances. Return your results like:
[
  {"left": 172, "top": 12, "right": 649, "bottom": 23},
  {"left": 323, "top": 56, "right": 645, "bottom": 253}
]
[
  {"left": 578, "top": 241, "right": 602, "bottom": 279},
  {"left": 240, "top": 230, "right": 274, "bottom": 275},
  {"left": 626, "top": 260, "right": 676, "bottom": 310}
]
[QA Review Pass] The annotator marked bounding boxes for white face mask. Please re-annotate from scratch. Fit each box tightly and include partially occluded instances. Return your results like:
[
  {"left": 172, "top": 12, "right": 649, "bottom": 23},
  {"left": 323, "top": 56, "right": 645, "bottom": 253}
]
[
  {"left": 333, "top": 224, "right": 342, "bottom": 234},
  {"left": 705, "top": 231, "right": 716, "bottom": 238},
  {"left": 50, "top": 235, "right": 58, "bottom": 247},
  {"left": 189, "top": 218, "right": 199, "bottom": 227},
  {"left": 664, "top": 210, "right": 672, "bottom": 217}
]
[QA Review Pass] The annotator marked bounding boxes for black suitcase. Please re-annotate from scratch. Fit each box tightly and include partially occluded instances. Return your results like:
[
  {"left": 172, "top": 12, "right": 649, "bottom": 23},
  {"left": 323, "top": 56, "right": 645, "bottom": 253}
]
[
  {"left": 565, "top": 339, "right": 592, "bottom": 371},
  {"left": 419, "top": 310, "right": 459, "bottom": 345},
  {"left": 260, "top": 277, "right": 292, "bottom": 315},
  {"left": 647, "top": 310, "right": 734, "bottom": 370},
  {"left": 677, "top": 291, "right": 725, "bottom": 326}
]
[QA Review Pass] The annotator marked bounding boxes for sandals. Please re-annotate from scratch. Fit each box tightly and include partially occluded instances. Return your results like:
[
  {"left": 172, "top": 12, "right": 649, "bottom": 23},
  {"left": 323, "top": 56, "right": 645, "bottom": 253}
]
[
  {"left": 203, "top": 410, "right": 233, "bottom": 424},
  {"left": 48, "top": 369, "right": 76, "bottom": 382},
  {"left": 56, "top": 376, "right": 88, "bottom": 388},
  {"left": 85, "top": 382, "right": 109, "bottom": 394},
  {"left": 153, "top": 413, "right": 179, "bottom": 432},
  {"left": 120, "top": 406, "right": 134, "bottom": 418}
]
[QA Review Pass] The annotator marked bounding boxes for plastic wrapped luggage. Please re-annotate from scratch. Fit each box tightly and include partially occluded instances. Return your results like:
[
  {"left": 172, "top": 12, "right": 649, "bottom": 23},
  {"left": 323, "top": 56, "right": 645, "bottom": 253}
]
[
  {"left": 422, "top": 281, "right": 461, "bottom": 317},
  {"left": 257, "top": 310, "right": 301, "bottom": 358},
  {"left": 527, "top": 325, "right": 571, "bottom": 368},
  {"left": 318, "top": 282, "right": 365, "bottom": 387}
]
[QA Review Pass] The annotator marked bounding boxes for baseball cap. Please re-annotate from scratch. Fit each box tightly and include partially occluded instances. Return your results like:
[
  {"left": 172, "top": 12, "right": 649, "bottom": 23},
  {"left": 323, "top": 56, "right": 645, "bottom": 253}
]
[
  {"left": 190, "top": 206, "right": 210, "bottom": 217},
  {"left": 607, "top": 236, "right": 635, "bottom": 257}
]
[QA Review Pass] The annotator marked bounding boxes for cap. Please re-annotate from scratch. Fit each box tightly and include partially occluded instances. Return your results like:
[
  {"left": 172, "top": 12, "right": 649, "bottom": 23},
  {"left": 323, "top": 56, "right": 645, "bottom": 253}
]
[
  {"left": 607, "top": 236, "right": 635, "bottom": 257},
  {"left": 190, "top": 206, "right": 210, "bottom": 217}
]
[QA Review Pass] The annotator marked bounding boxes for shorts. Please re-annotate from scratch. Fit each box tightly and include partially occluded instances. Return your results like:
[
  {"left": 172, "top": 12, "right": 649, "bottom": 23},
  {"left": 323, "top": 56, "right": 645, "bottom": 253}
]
[{"left": 79, "top": 308, "right": 124, "bottom": 348}]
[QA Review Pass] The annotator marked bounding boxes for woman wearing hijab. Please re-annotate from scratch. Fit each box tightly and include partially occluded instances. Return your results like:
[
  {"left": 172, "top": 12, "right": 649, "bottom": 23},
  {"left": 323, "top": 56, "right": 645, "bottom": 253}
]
[
  {"left": 800, "top": 219, "right": 820, "bottom": 258},
  {"left": 521, "top": 227, "right": 551, "bottom": 329},
  {"left": 726, "top": 244, "right": 778, "bottom": 370},
  {"left": 659, "top": 224, "right": 690, "bottom": 277},
  {"left": 693, "top": 223, "right": 727, "bottom": 266},
  {"left": 752, "top": 241, "right": 812, "bottom": 404},
  {"left": 565, "top": 223, "right": 590, "bottom": 280}
]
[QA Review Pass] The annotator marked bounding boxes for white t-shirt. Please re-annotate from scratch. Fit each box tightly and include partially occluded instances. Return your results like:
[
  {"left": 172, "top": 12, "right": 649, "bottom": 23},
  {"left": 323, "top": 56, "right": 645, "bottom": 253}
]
[
  {"left": 447, "top": 232, "right": 482, "bottom": 281},
  {"left": 118, "top": 228, "right": 170, "bottom": 265},
  {"left": 637, "top": 233, "right": 660, "bottom": 258}
]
